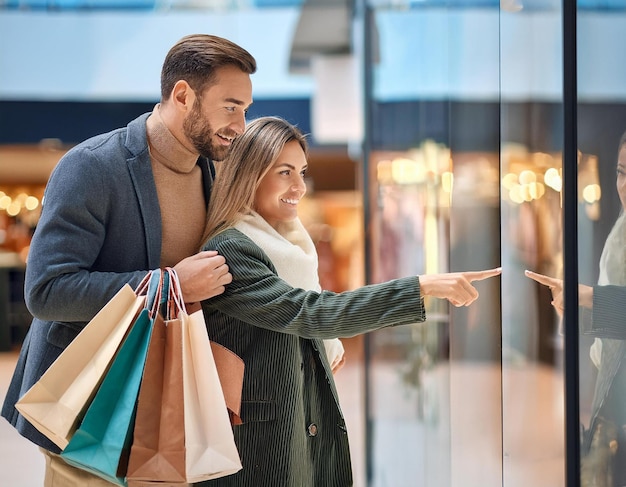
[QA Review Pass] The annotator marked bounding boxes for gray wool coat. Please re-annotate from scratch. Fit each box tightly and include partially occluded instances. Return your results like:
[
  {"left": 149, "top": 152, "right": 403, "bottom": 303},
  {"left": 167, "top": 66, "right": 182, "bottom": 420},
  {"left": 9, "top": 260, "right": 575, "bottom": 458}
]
[
  {"left": 199, "top": 229, "right": 426, "bottom": 487},
  {"left": 1, "top": 112, "right": 214, "bottom": 453}
]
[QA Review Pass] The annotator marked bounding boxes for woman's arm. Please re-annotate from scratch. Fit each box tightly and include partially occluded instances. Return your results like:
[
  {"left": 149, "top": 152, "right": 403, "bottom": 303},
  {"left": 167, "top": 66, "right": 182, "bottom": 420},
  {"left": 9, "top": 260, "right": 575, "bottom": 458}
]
[
  {"left": 203, "top": 231, "right": 425, "bottom": 339},
  {"left": 525, "top": 270, "right": 626, "bottom": 339},
  {"left": 590, "top": 285, "right": 626, "bottom": 339}
]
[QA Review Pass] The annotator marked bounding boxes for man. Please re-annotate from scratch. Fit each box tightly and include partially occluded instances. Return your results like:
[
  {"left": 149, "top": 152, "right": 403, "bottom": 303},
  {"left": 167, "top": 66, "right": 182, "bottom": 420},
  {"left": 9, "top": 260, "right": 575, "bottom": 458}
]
[{"left": 1, "top": 33, "right": 256, "bottom": 486}]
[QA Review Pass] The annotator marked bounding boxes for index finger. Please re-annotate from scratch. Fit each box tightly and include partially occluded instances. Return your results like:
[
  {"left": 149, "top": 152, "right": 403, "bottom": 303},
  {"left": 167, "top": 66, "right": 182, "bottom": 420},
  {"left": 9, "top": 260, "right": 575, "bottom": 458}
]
[
  {"left": 463, "top": 267, "right": 502, "bottom": 282},
  {"left": 524, "top": 269, "right": 560, "bottom": 287}
]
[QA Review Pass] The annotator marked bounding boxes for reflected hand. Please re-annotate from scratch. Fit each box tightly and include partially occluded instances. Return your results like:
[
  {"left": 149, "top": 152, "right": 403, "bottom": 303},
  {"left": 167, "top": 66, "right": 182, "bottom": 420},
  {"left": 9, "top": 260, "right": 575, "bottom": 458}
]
[
  {"left": 524, "top": 270, "right": 564, "bottom": 316},
  {"left": 418, "top": 267, "right": 502, "bottom": 307},
  {"left": 524, "top": 269, "right": 593, "bottom": 315}
]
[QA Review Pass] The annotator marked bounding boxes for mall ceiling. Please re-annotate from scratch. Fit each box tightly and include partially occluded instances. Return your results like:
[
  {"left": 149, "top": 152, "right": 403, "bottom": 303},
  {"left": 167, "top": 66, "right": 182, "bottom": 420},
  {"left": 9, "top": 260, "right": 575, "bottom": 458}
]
[{"left": 288, "top": 0, "right": 352, "bottom": 74}]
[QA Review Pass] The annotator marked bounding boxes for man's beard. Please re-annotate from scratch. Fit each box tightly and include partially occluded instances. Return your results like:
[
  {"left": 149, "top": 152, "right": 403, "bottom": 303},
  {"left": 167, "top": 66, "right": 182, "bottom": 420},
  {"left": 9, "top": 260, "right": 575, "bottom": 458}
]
[{"left": 183, "top": 104, "right": 231, "bottom": 161}]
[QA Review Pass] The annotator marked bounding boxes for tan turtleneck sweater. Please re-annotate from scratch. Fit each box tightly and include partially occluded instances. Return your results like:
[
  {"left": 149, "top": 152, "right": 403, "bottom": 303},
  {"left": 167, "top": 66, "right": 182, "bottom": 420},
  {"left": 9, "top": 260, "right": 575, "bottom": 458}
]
[{"left": 146, "top": 105, "right": 207, "bottom": 267}]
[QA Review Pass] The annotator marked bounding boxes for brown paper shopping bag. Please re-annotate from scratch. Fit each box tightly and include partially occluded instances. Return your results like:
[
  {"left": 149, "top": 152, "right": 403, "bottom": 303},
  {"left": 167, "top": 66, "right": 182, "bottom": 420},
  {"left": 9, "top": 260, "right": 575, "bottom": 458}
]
[
  {"left": 126, "top": 311, "right": 186, "bottom": 485},
  {"left": 210, "top": 341, "right": 244, "bottom": 426},
  {"left": 16, "top": 283, "right": 145, "bottom": 449}
]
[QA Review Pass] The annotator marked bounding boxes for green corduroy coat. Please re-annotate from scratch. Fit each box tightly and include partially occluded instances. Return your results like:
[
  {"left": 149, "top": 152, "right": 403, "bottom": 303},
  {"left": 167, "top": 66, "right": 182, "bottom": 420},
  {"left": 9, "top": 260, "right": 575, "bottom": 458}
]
[{"left": 200, "top": 229, "right": 426, "bottom": 487}]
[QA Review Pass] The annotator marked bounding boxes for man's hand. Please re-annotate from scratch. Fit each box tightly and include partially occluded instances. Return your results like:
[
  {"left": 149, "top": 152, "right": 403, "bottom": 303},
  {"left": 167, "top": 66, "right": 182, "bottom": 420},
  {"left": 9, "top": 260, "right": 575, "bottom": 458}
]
[
  {"left": 173, "top": 250, "right": 233, "bottom": 303},
  {"left": 419, "top": 267, "right": 502, "bottom": 307}
]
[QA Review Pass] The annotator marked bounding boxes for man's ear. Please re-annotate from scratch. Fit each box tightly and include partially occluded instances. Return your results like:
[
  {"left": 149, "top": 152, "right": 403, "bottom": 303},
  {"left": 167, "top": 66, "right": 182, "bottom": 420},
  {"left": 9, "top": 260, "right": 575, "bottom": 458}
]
[{"left": 171, "top": 80, "right": 195, "bottom": 112}]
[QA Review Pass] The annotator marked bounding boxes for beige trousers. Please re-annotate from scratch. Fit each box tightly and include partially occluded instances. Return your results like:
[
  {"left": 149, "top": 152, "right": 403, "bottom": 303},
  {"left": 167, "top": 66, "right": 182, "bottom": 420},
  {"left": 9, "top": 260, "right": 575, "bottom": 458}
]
[
  {"left": 41, "top": 448, "right": 191, "bottom": 487},
  {"left": 42, "top": 448, "right": 116, "bottom": 487}
]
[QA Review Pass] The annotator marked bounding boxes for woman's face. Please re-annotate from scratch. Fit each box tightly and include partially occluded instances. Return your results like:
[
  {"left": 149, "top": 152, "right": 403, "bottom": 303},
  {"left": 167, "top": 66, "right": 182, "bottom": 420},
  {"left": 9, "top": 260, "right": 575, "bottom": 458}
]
[
  {"left": 617, "top": 144, "right": 626, "bottom": 212},
  {"left": 254, "top": 140, "right": 308, "bottom": 229}
]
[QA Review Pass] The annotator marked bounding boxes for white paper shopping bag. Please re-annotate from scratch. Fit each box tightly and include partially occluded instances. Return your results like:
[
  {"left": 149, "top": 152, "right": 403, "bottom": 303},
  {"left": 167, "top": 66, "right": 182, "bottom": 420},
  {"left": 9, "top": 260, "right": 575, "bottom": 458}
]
[{"left": 182, "top": 308, "right": 243, "bottom": 482}]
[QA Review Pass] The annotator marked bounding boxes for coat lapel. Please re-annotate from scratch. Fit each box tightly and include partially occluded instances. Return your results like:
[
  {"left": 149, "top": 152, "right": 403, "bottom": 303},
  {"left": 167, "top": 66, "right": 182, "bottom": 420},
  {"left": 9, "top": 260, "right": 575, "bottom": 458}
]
[{"left": 125, "top": 114, "right": 161, "bottom": 269}]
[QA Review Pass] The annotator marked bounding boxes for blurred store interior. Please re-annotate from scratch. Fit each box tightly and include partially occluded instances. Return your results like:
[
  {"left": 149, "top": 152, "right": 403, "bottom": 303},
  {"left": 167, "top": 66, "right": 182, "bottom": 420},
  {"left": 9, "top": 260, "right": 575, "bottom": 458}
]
[{"left": 2, "top": 0, "right": 626, "bottom": 486}]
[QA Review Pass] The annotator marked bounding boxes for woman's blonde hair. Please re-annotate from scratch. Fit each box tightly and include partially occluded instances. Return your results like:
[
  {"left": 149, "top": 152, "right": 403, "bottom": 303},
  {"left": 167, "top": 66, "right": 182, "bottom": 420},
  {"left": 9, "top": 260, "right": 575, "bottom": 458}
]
[{"left": 201, "top": 116, "right": 309, "bottom": 244}]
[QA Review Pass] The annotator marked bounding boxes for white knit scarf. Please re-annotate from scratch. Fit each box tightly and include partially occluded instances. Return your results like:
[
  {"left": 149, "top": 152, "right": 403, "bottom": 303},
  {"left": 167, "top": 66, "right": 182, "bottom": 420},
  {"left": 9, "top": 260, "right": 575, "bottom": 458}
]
[{"left": 234, "top": 211, "right": 344, "bottom": 365}]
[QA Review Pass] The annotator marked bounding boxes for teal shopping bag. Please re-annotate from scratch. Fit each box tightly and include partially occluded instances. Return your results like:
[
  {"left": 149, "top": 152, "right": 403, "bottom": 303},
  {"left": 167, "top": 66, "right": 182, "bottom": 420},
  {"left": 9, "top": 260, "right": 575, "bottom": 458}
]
[{"left": 61, "top": 270, "right": 166, "bottom": 486}]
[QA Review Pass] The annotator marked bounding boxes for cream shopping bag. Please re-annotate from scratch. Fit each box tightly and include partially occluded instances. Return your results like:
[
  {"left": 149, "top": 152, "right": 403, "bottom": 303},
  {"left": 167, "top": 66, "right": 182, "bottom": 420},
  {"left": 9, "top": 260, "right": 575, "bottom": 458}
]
[
  {"left": 183, "top": 310, "right": 244, "bottom": 482},
  {"left": 16, "top": 282, "right": 146, "bottom": 449},
  {"left": 168, "top": 269, "right": 243, "bottom": 482}
]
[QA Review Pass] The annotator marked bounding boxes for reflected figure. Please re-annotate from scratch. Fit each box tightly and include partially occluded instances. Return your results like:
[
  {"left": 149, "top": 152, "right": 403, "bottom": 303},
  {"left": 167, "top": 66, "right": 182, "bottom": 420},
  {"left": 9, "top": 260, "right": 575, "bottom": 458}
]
[{"left": 526, "top": 130, "right": 626, "bottom": 487}]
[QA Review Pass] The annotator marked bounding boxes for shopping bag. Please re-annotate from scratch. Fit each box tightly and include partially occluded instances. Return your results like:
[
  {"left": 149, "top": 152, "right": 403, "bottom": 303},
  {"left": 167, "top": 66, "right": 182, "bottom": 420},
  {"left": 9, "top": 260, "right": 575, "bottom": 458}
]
[
  {"left": 60, "top": 270, "right": 165, "bottom": 486},
  {"left": 15, "top": 283, "right": 146, "bottom": 449},
  {"left": 126, "top": 296, "right": 186, "bottom": 484},
  {"left": 166, "top": 270, "right": 243, "bottom": 482},
  {"left": 126, "top": 268, "right": 243, "bottom": 487},
  {"left": 126, "top": 268, "right": 243, "bottom": 486},
  {"left": 184, "top": 312, "right": 243, "bottom": 481},
  {"left": 186, "top": 302, "right": 244, "bottom": 426}
]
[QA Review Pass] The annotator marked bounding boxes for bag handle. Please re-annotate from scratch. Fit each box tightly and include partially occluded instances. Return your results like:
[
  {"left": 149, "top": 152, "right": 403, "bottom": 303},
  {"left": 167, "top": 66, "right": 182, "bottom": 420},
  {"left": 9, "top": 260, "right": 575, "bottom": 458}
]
[
  {"left": 164, "top": 267, "right": 186, "bottom": 319},
  {"left": 135, "top": 269, "right": 166, "bottom": 318},
  {"left": 134, "top": 271, "right": 153, "bottom": 297},
  {"left": 158, "top": 270, "right": 170, "bottom": 319}
]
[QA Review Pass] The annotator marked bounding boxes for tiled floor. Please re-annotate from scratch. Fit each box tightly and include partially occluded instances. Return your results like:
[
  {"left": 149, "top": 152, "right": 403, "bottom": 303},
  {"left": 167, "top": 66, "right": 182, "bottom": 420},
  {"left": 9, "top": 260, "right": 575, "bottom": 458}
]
[
  {"left": 0, "top": 337, "right": 567, "bottom": 487},
  {"left": 0, "top": 337, "right": 366, "bottom": 487},
  {"left": 0, "top": 351, "right": 46, "bottom": 486}
]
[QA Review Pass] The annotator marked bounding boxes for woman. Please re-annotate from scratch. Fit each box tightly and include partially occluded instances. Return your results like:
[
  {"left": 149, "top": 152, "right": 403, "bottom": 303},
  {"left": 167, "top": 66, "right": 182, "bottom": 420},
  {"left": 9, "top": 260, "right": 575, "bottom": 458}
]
[
  {"left": 199, "top": 116, "right": 501, "bottom": 486},
  {"left": 526, "top": 130, "right": 626, "bottom": 486}
]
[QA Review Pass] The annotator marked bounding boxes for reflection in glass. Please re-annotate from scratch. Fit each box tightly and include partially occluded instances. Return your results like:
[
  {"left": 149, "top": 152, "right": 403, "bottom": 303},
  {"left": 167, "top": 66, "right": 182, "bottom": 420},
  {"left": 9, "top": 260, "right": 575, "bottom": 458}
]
[
  {"left": 499, "top": 2, "right": 567, "bottom": 486},
  {"left": 576, "top": 134, "right": 626, "bottom": 487},
  {"left": 368, "top": 142, "right": 453, "bottom": 486},
  {"left": 359, "top": 0, "right": 626, "bottom": 485}
]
